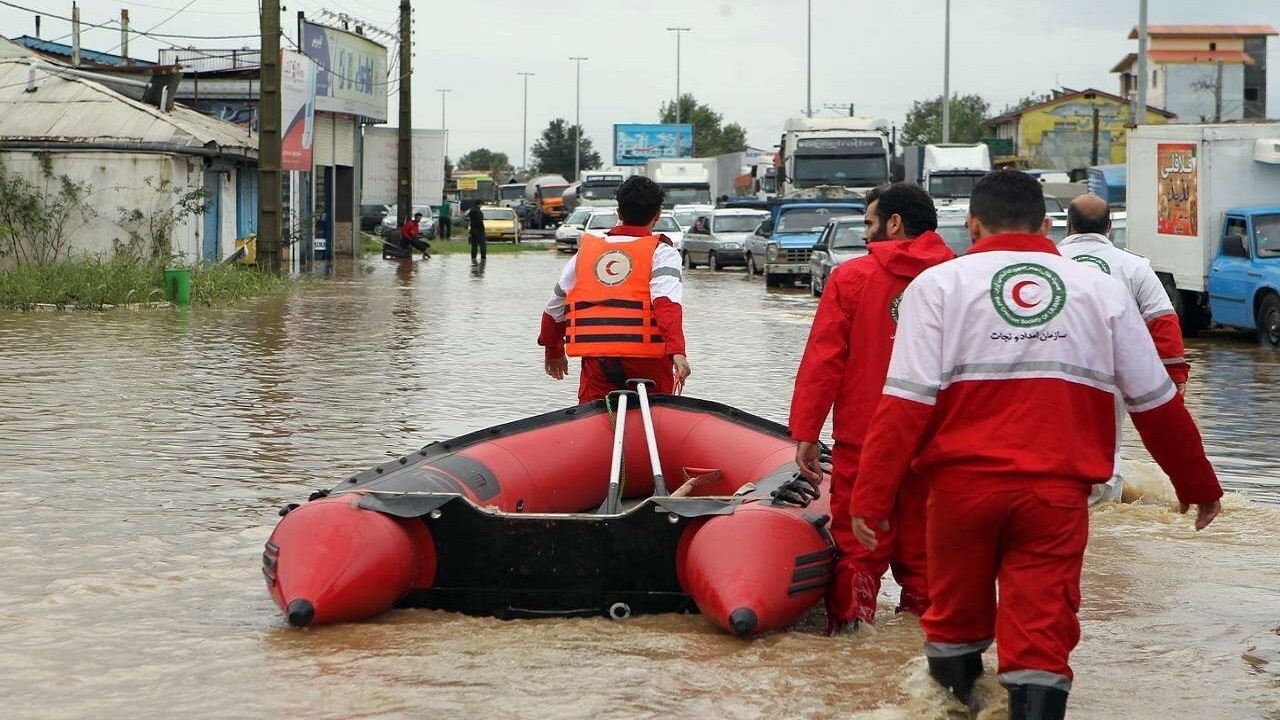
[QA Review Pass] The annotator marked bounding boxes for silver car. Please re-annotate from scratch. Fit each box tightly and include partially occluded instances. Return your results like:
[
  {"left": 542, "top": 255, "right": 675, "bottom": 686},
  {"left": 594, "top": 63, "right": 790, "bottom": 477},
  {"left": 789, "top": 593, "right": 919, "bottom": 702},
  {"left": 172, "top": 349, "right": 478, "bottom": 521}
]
[
  {"left": 808, "top": 217, "right": 868, "bottom": 296},
  {"left": 555, "top": 209, "right": 591, "bottom": 253},
  {"left": 681, "top": 209, "right": 769, "bottom": 271}
]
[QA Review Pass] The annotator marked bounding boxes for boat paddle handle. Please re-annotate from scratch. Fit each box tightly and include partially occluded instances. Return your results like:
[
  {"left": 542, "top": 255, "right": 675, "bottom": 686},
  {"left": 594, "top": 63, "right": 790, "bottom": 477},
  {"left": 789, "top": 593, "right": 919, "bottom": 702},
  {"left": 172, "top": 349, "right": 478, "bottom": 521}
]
[
  {"left": 603, "top": 392, "right": 629, "bottom": 515},
  {"left": 629, "top": 379, "right": 668, "bottom": 496}
]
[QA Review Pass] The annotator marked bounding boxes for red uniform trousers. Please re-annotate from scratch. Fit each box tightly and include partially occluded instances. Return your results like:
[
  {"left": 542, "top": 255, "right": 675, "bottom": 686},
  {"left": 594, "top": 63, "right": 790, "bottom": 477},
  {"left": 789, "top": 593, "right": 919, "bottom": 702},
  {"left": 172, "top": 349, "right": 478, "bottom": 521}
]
[
  {"left": 827, "top": 442, "right": 929, "bottom": 627},
  {"left": 921, "top": 483, "right": 1089, "bottom": 691},
  {"left": 576, "top": 356, "right": 675, "bottom": 405}
]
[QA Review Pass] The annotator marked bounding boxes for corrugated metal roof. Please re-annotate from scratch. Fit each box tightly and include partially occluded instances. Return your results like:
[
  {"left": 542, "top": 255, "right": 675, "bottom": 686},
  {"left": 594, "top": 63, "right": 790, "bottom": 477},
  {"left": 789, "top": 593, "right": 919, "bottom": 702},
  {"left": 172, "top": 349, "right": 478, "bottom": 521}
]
[
  {"left": 11, "top": 35, "right": 156, "bottom": 67},
  {"left": 0, "top": 58, "right": 256, "bottom": 158},
  {"left": 1128, "top": 24, "right": 1278, "bottom": 39}
]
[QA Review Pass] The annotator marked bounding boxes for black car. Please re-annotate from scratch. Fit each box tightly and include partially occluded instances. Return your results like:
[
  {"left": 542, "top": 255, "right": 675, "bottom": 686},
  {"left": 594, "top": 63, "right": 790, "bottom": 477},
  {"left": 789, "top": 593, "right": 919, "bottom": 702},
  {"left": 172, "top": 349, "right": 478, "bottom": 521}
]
[{"left": 360, "top": 204, "right": 390, "bottom": 234}]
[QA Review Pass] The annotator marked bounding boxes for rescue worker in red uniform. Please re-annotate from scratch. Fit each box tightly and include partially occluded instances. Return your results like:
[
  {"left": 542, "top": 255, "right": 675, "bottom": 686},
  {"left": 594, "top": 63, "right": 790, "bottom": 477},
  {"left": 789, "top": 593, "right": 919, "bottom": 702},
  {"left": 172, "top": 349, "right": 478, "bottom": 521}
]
[
  {"left": 789, "top": 183, "right": 954, "bottom": 634},
  {"left": 851, "top": 171, "right": 1223, "bottom": 720},
  {"left": 539, "top": 175, "right": 692, "bottom": 403}
]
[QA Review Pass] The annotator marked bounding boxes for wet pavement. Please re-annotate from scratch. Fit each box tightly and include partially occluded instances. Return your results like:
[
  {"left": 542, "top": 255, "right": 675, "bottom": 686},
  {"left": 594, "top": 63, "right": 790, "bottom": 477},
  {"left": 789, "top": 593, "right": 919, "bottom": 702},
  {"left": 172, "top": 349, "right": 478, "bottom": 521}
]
[{"left": 1, "top": 250, "right": 1277, "bottom": 719}]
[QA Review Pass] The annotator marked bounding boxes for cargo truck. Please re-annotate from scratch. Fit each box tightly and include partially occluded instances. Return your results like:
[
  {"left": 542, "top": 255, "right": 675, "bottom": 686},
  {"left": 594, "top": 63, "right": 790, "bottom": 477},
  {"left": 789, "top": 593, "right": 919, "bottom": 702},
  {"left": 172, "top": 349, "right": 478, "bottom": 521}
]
[
  {"left": 646, "top": 158, "right": 715, "bottom": 208},
  {"left": 903, "top": 143, "right": 991, "bottom": 203},
  {"left": 776, "top": 117, "right": 891, "bottom": 198},
  {"left": 1125, "top": 123, "right": 1280, "bottom": 344},
  {"left": 525, "top": 174, "right": 570, "bottom": 228}
]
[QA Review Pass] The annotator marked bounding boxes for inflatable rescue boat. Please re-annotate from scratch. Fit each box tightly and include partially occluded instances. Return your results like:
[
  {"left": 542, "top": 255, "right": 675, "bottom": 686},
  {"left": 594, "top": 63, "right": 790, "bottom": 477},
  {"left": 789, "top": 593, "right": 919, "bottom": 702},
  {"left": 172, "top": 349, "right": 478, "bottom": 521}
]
[{"left": 263, "top": 388, "right": 834, "bottom": 637}]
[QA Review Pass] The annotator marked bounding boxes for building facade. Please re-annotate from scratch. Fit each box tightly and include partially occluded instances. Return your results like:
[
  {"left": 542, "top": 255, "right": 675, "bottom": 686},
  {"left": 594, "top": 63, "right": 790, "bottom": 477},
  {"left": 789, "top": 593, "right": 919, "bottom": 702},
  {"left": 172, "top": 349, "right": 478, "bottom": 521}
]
[
  {"left": 1111, "top": 25, "right": 1275, "bottom": 121},
  {"left": 982, "top": 89, "right": 1173, "bottom": 171}
]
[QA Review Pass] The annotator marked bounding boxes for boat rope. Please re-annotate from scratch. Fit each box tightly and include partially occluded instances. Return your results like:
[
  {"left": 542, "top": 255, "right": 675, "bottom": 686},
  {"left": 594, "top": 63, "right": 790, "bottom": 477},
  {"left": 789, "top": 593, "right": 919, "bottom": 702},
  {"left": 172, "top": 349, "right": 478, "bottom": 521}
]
[{"left": 604, "top": 393, "right": 626, "bottom": 500}]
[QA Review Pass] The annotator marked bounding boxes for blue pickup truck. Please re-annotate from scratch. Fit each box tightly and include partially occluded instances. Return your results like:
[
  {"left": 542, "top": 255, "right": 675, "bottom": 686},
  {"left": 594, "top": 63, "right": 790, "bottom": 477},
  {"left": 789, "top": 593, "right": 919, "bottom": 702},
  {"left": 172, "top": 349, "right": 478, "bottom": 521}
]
[
  {"left": 744, "top": 201, "right": 864, "bottom": 288},
  {"left": 1191, "top": 207, "right": 1280, "bottom": 344}
]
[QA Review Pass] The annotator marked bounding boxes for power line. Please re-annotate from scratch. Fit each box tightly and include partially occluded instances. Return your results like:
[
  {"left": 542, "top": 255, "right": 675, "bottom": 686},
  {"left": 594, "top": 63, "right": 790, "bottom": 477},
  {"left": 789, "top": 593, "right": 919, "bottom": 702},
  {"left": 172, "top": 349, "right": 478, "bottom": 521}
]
[{"left": 0, "top": 0, "right": 259, "bottom": 39}]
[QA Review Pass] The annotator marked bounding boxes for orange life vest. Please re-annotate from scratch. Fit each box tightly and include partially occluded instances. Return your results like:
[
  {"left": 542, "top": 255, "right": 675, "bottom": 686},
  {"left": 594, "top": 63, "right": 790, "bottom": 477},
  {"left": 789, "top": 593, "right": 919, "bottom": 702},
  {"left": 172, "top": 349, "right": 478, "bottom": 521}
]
[{"left": 565, "top": 234, "right": 666, "bottom": 358}]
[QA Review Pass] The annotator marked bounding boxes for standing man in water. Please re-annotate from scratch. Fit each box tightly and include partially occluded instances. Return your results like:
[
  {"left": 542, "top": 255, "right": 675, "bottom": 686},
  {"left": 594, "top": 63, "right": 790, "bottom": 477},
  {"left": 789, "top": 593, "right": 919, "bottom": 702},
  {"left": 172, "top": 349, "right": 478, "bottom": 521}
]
[
  {"left": 789, "top": 183, "right": 954, "bottom": 634},
  {"left": 1059, "top": 193, "right": 1190, "bottom": 504},
  {"left": 851, "top": 171, "right": 1222, "bottom": 720},
  {"left": 538, "top": 175, "right": 692, "bottom": 403},
  {"left": 467, "top": 202, "right": 487, "bottom": 263}
]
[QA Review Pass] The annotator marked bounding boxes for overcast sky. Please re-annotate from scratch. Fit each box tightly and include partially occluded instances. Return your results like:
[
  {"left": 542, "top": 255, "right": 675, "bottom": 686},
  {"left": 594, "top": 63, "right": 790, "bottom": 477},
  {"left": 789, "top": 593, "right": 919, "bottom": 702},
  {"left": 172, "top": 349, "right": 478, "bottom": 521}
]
[{"left": 2, "top": 0, "right": 1277, "bottom": 167}]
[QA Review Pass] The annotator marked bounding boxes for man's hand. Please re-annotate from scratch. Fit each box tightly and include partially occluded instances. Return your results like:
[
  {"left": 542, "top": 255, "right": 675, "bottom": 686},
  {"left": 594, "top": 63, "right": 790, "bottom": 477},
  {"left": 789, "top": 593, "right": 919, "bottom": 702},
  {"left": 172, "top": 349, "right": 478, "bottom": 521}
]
[
  {"left": 671, "top": 354, "right": 691, "bottom": 393},
  {"left": 1179, "top": 499, "right": 1221, "bottom": 531},
  {"left": 852, "top": 516, "right": 890, "bottom": 550},
  {"left": 795, "top": 441, "right": 822, "bottom": 482},
  {"left": 545, "top": 355, "right": 569, "bottom": 380},
  {"left": 1176, "top": 382, "right": 1187, "bottom": 395}
]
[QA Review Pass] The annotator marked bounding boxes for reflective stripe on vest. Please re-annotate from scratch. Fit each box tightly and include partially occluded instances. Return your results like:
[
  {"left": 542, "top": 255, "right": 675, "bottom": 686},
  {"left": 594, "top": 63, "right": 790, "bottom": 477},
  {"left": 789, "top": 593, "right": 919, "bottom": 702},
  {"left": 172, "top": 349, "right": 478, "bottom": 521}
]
[{"left": 565, "top": 234, "right": 666, "bottom": 358}]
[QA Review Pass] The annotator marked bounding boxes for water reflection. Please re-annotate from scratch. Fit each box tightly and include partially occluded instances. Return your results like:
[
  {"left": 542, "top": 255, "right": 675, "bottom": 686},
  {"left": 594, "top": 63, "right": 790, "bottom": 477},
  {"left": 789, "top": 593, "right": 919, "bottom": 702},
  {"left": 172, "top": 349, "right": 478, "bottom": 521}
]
[{"left": 0, "top": 252, "right": 1276, "bottom": 719}]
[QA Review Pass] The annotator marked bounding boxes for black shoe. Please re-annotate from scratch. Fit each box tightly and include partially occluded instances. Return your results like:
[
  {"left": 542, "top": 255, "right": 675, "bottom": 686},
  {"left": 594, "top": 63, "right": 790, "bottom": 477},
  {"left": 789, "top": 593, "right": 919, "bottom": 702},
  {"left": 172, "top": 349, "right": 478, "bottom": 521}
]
[
  {"left": 1007, "top": 685, "right": 1068, "bottom": 720},
  {"left": 927, "top": 652, "right": 984, "bottom": 705}
]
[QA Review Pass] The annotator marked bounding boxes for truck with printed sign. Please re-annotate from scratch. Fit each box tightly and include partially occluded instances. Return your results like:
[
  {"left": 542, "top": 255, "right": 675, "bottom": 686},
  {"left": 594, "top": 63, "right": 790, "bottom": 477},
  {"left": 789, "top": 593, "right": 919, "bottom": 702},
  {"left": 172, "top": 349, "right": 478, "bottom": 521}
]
[
  {"left": 1125, "top": 123, "right": 1280, "bottom": 344},
  {"left": 645, "top": 158, "right": 716, "bottom": 208},
  {"left": 776, "top": 117, "right": 891, "bottom": 199}
]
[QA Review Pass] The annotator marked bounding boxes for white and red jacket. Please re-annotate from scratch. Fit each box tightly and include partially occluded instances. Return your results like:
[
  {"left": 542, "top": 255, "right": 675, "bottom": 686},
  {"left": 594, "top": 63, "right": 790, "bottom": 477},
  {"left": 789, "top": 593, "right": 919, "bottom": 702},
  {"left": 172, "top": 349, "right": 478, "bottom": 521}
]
[
  {"left": 852, "top": 233, "right": 1221, "bottom": 524},
  {"left": 1059, "top": 232, "right": 1188, "bottom": 385}
]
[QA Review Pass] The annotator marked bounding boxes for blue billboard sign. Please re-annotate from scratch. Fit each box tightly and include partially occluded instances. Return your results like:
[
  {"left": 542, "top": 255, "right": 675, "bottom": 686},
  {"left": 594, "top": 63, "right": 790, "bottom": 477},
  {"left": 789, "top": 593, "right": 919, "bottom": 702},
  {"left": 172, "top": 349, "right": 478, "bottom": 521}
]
[{"left": 614, "top": 124, "right": 694, "bottom": 165}]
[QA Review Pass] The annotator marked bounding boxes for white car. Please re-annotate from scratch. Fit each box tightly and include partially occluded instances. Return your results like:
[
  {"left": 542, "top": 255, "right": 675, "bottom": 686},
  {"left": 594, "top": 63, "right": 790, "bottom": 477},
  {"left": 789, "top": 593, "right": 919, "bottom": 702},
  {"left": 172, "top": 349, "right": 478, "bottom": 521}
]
[
  {"left": 555, "top": 209, "right": 590, "bottom": 253},
  {"left": 672, "top": 204, "right": 715, "bottom": 232},
  {"left": 654, "top": 213, "right": 685, "bottom": 251}
]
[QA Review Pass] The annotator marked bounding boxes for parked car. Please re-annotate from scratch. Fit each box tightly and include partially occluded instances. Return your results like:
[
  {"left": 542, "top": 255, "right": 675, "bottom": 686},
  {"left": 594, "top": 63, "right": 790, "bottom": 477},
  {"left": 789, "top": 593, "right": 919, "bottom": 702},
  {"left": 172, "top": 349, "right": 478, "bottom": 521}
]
[
  {"left": 380, "top": 205, "right": 436, "bottom": 238},
  {"left": 654, "top": 213, "right": 685, "bottom": 251},
  {"left": 361, "top": 204, "right": 390, "bottom": 234},
  {"left": 808, "top": 216, "right": 868, "bottom": 296},
  {"left": 478, "top": 206, "right": 521, "bottom": 242},
  {"left": 554, "top": 209, "right": 591, "bottom": 252},
  {"left": 681, "top": 209, "right": 768, "bottom": 270},
  {"left": 672, "top": 204, "right": 715, "bottom": 232}
]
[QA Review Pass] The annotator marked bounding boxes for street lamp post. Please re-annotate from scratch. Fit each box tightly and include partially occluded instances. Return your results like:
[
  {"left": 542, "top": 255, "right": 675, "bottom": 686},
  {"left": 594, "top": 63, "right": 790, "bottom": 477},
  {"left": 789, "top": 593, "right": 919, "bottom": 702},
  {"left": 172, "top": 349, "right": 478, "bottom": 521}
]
[
  {"left": 569, "top": 56, "right": 588, "bottom": 180},
  {"left": 666, "top": 27, "right": 690, "bottom": 124},
  {"left": 436, "top": 88, "right": 452, "bottom": 159},
  {"left": 942, "top": 0, "right": 951, "bottom": 142},
  {"left": 517, "top": 72, "right": 535, "bottom": 173},
  {"left": 806, "top": 0, "right": 812, "bottom": 118}
]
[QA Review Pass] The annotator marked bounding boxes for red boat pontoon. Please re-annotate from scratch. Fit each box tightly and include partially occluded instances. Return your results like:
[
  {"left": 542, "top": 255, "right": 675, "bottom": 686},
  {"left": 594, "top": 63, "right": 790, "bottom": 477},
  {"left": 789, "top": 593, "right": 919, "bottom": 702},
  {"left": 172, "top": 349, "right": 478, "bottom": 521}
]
[{"left": 263, "top": 388, "right": 834, "bottom": 637}]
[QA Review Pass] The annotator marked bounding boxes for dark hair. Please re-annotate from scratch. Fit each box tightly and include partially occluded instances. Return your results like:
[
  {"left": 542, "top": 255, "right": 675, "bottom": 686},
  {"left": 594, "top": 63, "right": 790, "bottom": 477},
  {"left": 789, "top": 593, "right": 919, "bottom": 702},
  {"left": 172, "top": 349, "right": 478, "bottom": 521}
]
[
  {"left": 969, "top": 170, "right": 1045, "bottom": 233},
  {"left": 871, "top": 182, "right": 938, "bottom": 237},
  {"left": 1067, "top": 202, "right": 1110, "bottom": 235},
  {"left": 615, "top": 176, "right": 666, "bottom": 225},
  {"left": 413, "top": 212, "right": 423, "bottom": 218}
]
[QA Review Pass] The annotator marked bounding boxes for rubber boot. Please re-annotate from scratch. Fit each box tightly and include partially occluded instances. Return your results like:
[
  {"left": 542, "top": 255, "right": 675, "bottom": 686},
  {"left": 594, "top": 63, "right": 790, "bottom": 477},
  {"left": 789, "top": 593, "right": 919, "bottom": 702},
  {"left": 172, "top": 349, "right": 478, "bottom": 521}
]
[
  {"left": 927, "top": 652, "right": 984, "bottom": 705},
  {"left": 1006, "top": 684, "right": 1069, "bottom": 720}
]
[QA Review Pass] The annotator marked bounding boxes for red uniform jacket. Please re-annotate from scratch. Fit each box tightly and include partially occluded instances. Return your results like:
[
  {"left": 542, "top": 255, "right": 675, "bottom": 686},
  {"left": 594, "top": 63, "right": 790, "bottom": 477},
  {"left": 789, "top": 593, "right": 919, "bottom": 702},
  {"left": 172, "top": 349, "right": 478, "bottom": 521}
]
[{"left": 789, "top": 231, "right": 955, "bottom": 446}]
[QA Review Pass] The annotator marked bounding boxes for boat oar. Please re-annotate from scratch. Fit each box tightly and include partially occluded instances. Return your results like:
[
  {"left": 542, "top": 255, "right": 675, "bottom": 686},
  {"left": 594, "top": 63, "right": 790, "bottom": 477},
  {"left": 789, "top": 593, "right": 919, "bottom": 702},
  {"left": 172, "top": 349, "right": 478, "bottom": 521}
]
[
  {"left": 629, "top": 379, "right": 668, "bottom": 496},
  {"left": 600, "top": 391, "right": 629, "bottom": 515}
]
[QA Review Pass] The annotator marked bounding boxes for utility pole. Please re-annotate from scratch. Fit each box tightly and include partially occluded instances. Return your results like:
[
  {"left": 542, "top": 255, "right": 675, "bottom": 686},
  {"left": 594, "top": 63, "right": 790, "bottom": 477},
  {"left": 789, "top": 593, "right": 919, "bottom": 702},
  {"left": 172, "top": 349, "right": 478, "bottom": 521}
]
[
  {"left": 436, "top": 89, "right": 451, "bottom": 160},
  {"left": 257, "top": 0, "right": 282, "bottom": 273},
  {"left": 666, "top": 28, "right": 689, "bottom": 124},
  {"left": 1134, "top": 0, "right": 1149, "bottom": 126},
  {"left": 570, "top": 56, "right": 588, "bottom": 180},
  {"left": 518, "top": 72, "right": 534, "bottom": 173},
  {"left": 806, "top": 0, "right": 812, "bottom": 118},
  {"left": 1214, "top": 60, "right": 1224, "bottom": 122},
  {"left": 120, "top": 9, "right": 129, "bottom": 63},
  {"left": 70, "top": 2, "right": 80, "bottom": 67},
  {"left": 1091, "top": 104, "right": 1100, "bottom": 166},
  {"left": 942, "top": 0, "right": 951, "bottom": 142},
  {"left": 396, "top": 0, "right": 412, "bottom": 229}
]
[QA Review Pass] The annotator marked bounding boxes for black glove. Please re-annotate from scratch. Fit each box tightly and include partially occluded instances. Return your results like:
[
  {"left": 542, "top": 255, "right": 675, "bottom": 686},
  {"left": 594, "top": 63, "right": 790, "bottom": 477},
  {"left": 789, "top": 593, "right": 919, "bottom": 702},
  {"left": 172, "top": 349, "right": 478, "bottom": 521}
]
[{"left": 770, "top": 473, "right": 820, "bottom": 508}]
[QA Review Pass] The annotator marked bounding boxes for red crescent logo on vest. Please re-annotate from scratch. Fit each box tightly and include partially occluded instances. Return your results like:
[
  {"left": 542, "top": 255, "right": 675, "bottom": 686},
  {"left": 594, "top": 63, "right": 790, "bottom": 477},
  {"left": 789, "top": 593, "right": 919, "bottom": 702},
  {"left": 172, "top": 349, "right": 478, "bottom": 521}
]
[
  {"left": 594, "top": 250, "right": 633, "bottom": 287},
  {"left": 1011, "top": 280, "right": 1041, "bottom": 309}
]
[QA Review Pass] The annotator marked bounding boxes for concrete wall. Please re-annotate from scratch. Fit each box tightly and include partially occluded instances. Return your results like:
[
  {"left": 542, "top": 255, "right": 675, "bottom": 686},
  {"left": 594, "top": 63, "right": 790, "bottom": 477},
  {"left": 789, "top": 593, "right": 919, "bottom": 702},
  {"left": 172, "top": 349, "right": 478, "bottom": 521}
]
[
  {"left": 0, "top": 150, "right": 245, "bottom": 264},
  {"left": 1016, "top": 99, "right": 1170, "bottom": 170}
]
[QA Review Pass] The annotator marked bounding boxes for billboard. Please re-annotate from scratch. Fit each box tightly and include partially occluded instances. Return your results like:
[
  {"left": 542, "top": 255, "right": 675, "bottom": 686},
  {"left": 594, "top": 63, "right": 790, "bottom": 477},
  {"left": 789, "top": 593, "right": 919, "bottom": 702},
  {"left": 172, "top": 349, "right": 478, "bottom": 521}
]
[
  {"left": 1156, "top": 143, "right": 1197, "bottom": 236},
  {"left": 300, "top": 19, "right": 388, "bottom": 122},
  {"left": 361, "top": 128, "right": 447, "bottom": 205},
  {"left": 280, "top": 50, "right": 316, "bottom": 171},
  {"left": 614, "top": 124, "right": 694, "bottom": 165}
]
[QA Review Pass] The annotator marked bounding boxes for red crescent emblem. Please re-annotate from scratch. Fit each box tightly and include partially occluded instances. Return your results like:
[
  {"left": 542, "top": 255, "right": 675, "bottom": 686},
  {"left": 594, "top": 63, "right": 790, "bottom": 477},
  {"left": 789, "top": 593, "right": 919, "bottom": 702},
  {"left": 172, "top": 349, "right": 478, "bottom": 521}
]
[
  {"left": 1011, "top": 280, "right": 1041, "bottom": 309},
  {"left": 605, "top": 260, "right": 620, "bottom": 276}
]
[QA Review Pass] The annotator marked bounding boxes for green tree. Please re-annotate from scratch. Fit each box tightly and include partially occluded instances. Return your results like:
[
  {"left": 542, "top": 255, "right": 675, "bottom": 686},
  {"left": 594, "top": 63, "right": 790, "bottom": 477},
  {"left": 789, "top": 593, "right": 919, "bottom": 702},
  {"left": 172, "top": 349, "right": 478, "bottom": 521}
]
[
  {"left": 657, "top": 94, "right": 748, "bottom": 156},
  {"left": 457, "top": 148, "right": 511, "bottom": 173},
  {"left": 901, "top": 94, "right": 991, "bottom": 146},
  {"left": 530, "top": 118, "right": 601, "bottom": 178}
]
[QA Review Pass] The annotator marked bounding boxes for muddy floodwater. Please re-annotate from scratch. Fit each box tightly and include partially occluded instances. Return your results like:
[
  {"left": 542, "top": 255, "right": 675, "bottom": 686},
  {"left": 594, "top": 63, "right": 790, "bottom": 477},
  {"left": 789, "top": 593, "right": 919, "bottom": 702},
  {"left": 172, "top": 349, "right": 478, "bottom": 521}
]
[{"left": 2, "top": 250, "right": 1278, "bottom": 719}]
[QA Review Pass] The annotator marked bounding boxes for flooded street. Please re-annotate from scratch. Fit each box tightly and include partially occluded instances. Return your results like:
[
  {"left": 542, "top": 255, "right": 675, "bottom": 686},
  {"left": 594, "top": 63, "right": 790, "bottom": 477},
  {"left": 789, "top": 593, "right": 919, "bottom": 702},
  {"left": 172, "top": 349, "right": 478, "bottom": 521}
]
[{"left": 2, "top": 249, "right": 1278, "bottom": 719}]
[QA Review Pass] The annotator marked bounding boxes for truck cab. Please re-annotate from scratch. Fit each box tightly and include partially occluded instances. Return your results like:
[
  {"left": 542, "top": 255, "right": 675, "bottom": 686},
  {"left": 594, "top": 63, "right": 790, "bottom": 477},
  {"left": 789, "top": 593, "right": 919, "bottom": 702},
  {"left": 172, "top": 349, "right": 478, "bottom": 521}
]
[
  {"left": 1206, "top": 208, "right": 1280, "bottom": 344},
  {"left": 745, "top": 201, "right": 864, "bottom": 287},
  {"left": 777, "top": 117, "right": 890, "bottom": 198}
]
